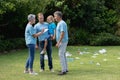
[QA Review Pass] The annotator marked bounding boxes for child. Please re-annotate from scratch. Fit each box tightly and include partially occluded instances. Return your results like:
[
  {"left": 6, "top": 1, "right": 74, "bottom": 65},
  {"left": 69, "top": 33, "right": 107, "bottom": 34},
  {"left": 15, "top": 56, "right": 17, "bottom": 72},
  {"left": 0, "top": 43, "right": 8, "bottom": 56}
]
[
  {"left": 40, "top": 15, "right": 56, "bottom": 54},
  {"left": 47, "top": 15, "right": 56, "bottom": 40}
]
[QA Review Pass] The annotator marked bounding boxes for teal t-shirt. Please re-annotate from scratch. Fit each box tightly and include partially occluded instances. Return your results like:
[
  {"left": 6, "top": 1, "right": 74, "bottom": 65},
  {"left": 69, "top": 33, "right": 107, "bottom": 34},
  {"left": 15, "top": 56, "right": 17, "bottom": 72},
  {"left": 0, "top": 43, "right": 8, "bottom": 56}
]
[
  {"left": 25, "top": 23, "right": 36, "bottom": 45},
  {"left": 48, "top": 22, "right": 56, "bottom": 35},
  {"left": 34, "top": 22, "right": 50, "bottom": 41},
  {"left": 56, "top": 20, "right": 68, "bottom": 43}
]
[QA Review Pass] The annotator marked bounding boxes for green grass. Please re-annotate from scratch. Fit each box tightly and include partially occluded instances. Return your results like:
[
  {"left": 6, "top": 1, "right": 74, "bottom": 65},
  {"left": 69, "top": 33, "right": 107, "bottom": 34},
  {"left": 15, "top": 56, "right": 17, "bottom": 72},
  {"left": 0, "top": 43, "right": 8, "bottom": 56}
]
[{"left": 0, "top": 46, "right": 120, "bottom": 80}]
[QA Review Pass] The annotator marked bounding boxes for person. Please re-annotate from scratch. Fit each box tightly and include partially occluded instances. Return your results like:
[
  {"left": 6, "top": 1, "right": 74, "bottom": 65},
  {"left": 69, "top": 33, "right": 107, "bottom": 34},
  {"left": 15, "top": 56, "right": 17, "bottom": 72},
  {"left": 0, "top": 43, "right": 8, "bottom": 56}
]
[
  {"left": 24, "top": 14, "right": 44, "bottom": 75},
  {"left": 54, "top": 11, "right": 69, "bottom": 75},
  {"left": 40, "top": 15, "right": 56, "bottom": 54},
  {"left": 47, "top": 15, "right": 56, "bottom": 40},
  {"left": 34, "top": 13, "right": 54, "bottom": 72}
]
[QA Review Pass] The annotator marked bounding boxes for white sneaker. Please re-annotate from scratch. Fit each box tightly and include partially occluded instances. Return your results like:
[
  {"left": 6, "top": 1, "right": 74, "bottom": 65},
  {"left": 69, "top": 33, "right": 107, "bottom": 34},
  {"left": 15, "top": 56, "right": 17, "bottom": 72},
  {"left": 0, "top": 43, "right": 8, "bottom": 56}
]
[
  {"left": 40, "top": 69, "right": 44, "bottom": 72},
  {"left": 50, "top": 69, "right": 54, "bottom": 72},
  {"left": 29, "top": 71, "right": 38, "bottom": 75},
  {"left": 40, "top": 50, "right": 45, "bottom": 54},
  {"left": 24, "top": 70, "right": 29, "bottom": 73}
]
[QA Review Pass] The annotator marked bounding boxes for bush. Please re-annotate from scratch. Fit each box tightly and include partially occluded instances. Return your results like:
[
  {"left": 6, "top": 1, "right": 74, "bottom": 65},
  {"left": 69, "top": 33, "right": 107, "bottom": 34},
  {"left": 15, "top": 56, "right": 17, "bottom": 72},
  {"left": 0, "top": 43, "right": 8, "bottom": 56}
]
[
  {"left": 0, "top": 38, "right": 25, "bottom": 52},
  {"left": 90, "top": 33, "right": 120, "bottom": 46},
  {"left": 68, "top": 28, "right": 89, "bottom": 45}
]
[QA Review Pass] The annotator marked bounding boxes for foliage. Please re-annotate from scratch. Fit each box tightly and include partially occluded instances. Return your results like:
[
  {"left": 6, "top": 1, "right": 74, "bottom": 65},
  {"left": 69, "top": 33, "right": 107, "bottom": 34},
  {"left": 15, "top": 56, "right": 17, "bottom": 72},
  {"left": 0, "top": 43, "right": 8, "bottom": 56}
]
[
  {"left": 68, "top": 28, "right": 89, "bottom": 45},
  {"left": 46, "top": 0, "right": 119, "bottom": 34},
  {"left": 90, "top": 32, "right": 120, "bottom": 46},
  {"left": 0, "top": 38, "right": 25, "bottom": 52}
]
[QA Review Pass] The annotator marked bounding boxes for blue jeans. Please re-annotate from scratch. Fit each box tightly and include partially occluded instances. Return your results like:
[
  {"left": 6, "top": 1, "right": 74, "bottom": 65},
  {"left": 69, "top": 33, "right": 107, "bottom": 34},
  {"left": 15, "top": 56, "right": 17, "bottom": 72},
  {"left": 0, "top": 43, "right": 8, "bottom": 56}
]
[
  {"left": 39, "top": 38, "right": 53, "bottom": 70},
  {"left": 25, "top": 44, "right": 35, "bottom": 69}
]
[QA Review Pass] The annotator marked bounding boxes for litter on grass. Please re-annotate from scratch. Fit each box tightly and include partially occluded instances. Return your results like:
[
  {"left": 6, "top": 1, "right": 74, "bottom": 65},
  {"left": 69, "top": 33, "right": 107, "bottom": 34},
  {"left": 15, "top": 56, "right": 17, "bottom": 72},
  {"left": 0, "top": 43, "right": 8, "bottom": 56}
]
[
  {"left": 99, "top": 49, "right": 107, "bottom": 54},
  {"left": 66, "top": 51, "right": 72, "bottom": 57}
]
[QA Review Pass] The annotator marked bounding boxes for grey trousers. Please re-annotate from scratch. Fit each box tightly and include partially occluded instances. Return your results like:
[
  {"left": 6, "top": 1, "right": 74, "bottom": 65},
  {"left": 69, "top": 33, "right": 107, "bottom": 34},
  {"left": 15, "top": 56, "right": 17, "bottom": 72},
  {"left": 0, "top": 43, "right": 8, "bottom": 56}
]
[{"left": 58, "top": 42, "right": 68, "bottom": 72}]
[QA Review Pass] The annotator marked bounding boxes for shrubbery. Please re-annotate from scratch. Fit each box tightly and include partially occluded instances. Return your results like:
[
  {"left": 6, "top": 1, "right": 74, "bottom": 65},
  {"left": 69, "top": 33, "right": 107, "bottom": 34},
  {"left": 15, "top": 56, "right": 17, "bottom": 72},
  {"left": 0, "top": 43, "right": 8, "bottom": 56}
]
[
  {"left": 68, "top": 28, "right": 89, "bottom": 45},
  {"left": 0, "top": 38, "right": 25, "bottom": 52},
  {"left": 90, "top": 32, "right": 120, "bottom": 46}
]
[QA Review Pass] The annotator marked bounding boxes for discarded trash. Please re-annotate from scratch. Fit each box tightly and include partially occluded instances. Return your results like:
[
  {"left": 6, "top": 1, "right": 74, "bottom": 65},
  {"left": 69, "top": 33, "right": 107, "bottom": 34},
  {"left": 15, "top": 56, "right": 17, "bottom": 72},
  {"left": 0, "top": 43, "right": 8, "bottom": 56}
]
[
  {"left": 117, "top": 57, "right": 120, "bottom": 60},
  {"left": 99, "top": 49, "right": 106, "bottom": 54},
  {"left": 44, "top": 54, "right": 48, "bottom": 60},
  {"left": 94, "top": 53, "right": 99, "bottom": 56},
  {"left": 89, "top": 61, "right": 94, "bottom": 64},
  {"left": 66, "top": 51, "right": 72, "bottom": 57},
  {"left": 91, "top": 55, "right": 97, "bottom": 58},
  {"left": 103, "top": 59, "right": 107, "bottom": 61},
  {"left": 96, "top": 62, "right": 100, "bottom": 66},
  {"left": 75, "top": 57, "right": 80, "bottom": 59},
  {"left": 67, "top": 58, "right": 74, "bottom": 62},
  {"left": 80, "top": 62, "right": 84, "bottom": 64}
]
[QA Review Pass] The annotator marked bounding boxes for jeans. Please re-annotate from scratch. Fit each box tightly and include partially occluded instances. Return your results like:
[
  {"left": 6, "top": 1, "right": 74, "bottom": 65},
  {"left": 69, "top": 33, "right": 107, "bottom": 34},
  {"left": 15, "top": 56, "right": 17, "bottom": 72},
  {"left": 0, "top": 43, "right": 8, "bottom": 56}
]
[
  {"left": 58, "top": 42, "right": 68, "bottom": 72},
  {"left": 25, "top": 44, "right": 35, "bottom": 69},
  {"left": 39, "top": 38, "right": 53, "bottom": 70}
]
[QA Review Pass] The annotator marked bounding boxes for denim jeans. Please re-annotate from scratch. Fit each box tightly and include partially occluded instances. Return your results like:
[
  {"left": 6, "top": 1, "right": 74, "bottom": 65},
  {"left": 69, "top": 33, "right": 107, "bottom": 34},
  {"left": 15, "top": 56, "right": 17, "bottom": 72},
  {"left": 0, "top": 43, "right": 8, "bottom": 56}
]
[
  {"left": 25, "top": 44, "right": 35, "bottom": 69},
  {"left": 39, "top": 38, "right": 53, "bottom": 70}
]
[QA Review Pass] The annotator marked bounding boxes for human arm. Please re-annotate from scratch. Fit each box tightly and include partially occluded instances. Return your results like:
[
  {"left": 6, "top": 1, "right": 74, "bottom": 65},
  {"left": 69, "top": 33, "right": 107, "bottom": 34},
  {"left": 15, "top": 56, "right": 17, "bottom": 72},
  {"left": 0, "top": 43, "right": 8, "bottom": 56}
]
[{"left": 56, "top": 31, "right": 64, "bottom": 48}]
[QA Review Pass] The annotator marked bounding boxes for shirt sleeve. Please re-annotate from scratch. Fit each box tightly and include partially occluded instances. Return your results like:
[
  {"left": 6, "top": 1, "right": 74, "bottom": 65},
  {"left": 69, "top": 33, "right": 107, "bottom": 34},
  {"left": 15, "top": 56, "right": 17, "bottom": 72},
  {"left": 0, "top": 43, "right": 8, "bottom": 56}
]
[
  {"left": 60, "top": 23, "right": 65, "bottom": 32},
  {"left": 29, "top": 27, "right": 36, "bottom": 36}
]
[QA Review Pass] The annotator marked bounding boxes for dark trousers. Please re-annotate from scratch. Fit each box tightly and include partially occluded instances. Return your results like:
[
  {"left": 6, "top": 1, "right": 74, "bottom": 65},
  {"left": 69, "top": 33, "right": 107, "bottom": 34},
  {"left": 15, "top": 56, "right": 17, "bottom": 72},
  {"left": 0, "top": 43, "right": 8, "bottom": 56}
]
[{"left": 39, "top": 39, "right": 53, "bottom": 70}]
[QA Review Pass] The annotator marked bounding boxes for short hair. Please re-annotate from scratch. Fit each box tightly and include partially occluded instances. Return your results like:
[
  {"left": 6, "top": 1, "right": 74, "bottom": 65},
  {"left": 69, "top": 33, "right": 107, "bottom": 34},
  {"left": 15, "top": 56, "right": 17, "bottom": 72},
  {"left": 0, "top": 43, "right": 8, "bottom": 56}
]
[
  {"left": 54, "top": 11, "right": 63, "bottom": 18},
  {"left": 27, "top": 14, "right": 35, "bottom": 21},
  {"left": 47, "top": 15, "right": 55, "bottom": 22},
  {"left": 37, "top": 12, "right": 43, "bottom": 17}
]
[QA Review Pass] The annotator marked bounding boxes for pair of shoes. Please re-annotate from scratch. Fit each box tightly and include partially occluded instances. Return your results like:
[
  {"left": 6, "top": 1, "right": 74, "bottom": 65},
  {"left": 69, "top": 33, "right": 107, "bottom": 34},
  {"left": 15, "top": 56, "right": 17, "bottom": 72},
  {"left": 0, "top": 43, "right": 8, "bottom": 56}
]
[
  {"left": 40, "top": 69, "right": 44, "bottom": 72},
  {"left": 58, "top": 72, "right": 66, "bottom": 75},
  {"left": 24, "top": 70, "right": 29, "bottom": 73},
  {"left": 40, "top": 50, "right": 46, "bottom": 54},
  {"left": 50, "top": 69, "right": 54, "bottom": 72},
  {"left": 29, "top": 71, "right": 38, "bottom": 75},
  {"left": 58, "top": 70, "right": 68, "bottom": 73}
]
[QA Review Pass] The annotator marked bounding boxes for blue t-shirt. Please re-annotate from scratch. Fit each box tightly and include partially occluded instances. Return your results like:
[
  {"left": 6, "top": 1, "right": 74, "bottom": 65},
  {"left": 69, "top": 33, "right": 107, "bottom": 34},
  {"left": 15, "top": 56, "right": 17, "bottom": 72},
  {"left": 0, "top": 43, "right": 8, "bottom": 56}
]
[
  {"left": 56, "top": 20, "right": 68, "bottom": 43},
  {"left": 34, "top": 22, "right": 50, "bottom": 41},
  {"left": 25, "top": 23, "right": 36, "bottom": 45},
  {"left": 48, "top": 22, "right": 56, "bottom": 35}
]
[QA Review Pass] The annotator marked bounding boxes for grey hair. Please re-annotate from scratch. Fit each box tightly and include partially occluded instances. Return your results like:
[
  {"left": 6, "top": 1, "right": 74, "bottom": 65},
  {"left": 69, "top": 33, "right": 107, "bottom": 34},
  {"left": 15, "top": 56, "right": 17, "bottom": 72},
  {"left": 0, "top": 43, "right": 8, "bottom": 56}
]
[
  {"left": 27, "top": 14, "right": 35, "bottom": 21},
  {"left": 54, "top": 11, "right": 63, "bottom": 18}
]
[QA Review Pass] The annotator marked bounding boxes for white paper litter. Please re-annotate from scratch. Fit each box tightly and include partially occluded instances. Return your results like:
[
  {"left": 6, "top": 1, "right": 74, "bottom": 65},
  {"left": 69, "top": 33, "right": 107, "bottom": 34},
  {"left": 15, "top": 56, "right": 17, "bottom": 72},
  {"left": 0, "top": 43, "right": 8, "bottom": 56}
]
[
  {"left": 75, "top": 57, "right": 80, "bottom": 59},
  {"left": 66, "top": 51, "right": 72, "bottom": 57},
  {"left": 99, "top": 49, "right": 107, "bottom": 54},
  {"left": 96, "top": 62, "right": 100, "bottom": 66},
  {"left": 44, "top": 54, "right": 48, "bottom": 60}
]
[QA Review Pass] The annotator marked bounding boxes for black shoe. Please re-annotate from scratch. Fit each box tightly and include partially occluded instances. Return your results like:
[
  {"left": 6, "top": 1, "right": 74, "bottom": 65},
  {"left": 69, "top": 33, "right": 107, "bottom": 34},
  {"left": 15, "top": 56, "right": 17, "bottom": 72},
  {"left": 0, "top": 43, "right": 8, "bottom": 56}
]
[
  {"left": 58, "top": 72, "right": 66, "bottom": 75},
  {"left": 66, "top": 70, "right": 69, "bottom": 72},
  {"left": 58, "top": 70, "right": 69, "bottom": 73}
]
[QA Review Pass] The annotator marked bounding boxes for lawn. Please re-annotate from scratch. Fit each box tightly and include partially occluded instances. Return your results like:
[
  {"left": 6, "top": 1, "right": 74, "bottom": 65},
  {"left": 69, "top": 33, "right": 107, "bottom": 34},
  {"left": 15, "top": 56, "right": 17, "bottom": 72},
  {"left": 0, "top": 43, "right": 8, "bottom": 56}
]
[{"left": 0, "top": 46, "right": 120, "bottom": 80}]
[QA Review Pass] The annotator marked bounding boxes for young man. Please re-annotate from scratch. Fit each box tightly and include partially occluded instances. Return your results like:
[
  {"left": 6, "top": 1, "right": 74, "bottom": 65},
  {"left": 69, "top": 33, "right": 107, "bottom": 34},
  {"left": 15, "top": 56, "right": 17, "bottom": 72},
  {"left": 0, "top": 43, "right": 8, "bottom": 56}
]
[
  {"left": 34, "top": 13, "right": 54, "bottom": 72},
  {"left": 24, "top": 14, "right": 44, "bottom": 75},
  {"left": 54, "top": 11, "right": 69, "bottom": 75}
]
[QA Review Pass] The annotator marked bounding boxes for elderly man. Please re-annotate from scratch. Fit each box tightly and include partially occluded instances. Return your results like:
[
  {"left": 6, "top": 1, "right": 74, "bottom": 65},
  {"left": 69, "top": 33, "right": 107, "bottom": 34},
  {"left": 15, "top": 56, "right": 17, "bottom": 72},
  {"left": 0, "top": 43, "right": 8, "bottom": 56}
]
[{"left": 54, "top": 11, "right": 69, "bottom": 75}]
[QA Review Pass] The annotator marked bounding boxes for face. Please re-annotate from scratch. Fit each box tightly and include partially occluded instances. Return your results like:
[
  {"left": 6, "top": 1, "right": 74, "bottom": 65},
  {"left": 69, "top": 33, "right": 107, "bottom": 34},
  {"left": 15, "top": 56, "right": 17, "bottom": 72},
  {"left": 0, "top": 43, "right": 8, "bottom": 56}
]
[
  {"left": 47, "top": 17, "right": 52, "bottom": 23},
  {"left": 30, "top": 18, "right": 36, "bottom": 24},
  {"left": 54, "top": 14, "right": 59, "bottom": 22},
  {"left": 38, "top": 14, "right": 44, "bottom": 23}
]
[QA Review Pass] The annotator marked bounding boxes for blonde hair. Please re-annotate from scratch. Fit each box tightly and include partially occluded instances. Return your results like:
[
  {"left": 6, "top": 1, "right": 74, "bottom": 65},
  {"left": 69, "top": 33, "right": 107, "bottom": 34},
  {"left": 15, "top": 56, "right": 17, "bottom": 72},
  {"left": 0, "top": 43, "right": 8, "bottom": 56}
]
[{"left": 47, "top": 15, "right": 55, "bottom": 22}]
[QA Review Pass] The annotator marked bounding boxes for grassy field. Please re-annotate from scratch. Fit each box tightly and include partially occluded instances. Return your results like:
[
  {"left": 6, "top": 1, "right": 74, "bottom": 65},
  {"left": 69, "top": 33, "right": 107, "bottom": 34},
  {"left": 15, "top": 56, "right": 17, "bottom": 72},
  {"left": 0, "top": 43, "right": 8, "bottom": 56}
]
[{"left": 0, "top": 46, "right": 120, "bottom": 80}]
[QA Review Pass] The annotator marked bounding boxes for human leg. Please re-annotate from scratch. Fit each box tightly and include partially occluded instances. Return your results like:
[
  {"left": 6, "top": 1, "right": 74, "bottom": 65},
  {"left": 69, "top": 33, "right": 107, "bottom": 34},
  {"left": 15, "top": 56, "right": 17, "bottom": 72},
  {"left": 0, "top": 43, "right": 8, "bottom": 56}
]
[
  {"left": 46, "top": 39, "right": 53, "bottom": 70},
  {"left": 39, "top": 41, "right": 45, "bottom": 70},
  {"left": 58, "top": 42, "right": 68, "bottom": 72}
]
